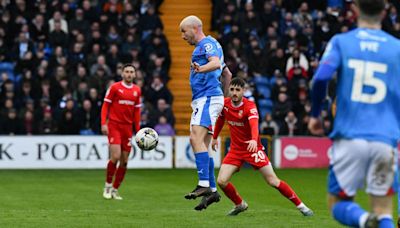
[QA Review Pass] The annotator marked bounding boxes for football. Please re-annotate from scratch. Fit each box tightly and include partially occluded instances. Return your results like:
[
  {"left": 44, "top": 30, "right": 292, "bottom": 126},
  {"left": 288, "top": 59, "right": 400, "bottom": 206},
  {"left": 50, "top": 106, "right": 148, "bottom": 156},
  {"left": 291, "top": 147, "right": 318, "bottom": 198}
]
[{"left": 135, "top": 128, "right": 159, "bottom": 151}]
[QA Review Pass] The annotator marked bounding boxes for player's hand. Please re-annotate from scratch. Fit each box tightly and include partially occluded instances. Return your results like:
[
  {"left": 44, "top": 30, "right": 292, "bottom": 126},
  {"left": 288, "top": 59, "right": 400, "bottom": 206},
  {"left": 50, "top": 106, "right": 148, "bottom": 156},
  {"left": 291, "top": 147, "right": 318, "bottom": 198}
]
[
  {"left": 245, "top": 140, "right": 257, "bottom": 153},
  {"left": 101, "top": 124, "right": 108, "bottom": 135},
  {"left": 308, "top": 117, "right": 324, "bottom": 136},
  {"left": 192, "top": 62, "right": 201, "bottom": 72},
  {"left": 211, "top": 138, "right": 218, "bottom": 151}
]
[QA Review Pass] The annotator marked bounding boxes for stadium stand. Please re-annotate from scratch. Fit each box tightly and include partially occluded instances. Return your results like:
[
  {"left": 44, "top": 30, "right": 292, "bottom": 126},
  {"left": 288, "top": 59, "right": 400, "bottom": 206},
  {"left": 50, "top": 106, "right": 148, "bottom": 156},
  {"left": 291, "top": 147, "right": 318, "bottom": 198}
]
[
  {"left": 0, "top": 0, "right": 174, "bottom": 135},
  {"left": 212, "top": 0, "right": 400, "bottom": 136},
  {"left": 0, "top": 0, "right": 399, "bottom": 137}
]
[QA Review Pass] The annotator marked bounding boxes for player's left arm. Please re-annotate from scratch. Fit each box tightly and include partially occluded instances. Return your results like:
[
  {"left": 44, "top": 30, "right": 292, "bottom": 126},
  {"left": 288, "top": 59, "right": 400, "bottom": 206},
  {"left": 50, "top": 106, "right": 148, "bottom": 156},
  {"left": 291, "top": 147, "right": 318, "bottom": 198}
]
[
  {"left": 309, "top": 36, "right": 341, "bottom": 135},
  {"left": 133, "top": 88, "right": 141, "bottom": 133},
  {"left": 211, "top": 111, "right": 225, "bottom": 151},
  {"left": 220, "top": 65, "right": 232, "bottom": 97},
  {"left": 246, "top": 105, "right": 259, "bottom": 153}
]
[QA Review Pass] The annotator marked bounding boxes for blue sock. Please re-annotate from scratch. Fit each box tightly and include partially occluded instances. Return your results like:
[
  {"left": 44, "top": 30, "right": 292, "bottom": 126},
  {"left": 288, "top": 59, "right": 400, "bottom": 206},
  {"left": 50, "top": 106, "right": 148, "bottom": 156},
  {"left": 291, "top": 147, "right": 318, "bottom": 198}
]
[
  {"left": 378, "top": 215, "right": 394, "bottom": 228},
  {"left": 209, "top": 157, "right": 217, "bottom": 192},
  {"left": 195, "top": 152, "right": 209, "bottom": 187},
  {"left": 332, "top": 201, "right": 366, "bottom": 227}
]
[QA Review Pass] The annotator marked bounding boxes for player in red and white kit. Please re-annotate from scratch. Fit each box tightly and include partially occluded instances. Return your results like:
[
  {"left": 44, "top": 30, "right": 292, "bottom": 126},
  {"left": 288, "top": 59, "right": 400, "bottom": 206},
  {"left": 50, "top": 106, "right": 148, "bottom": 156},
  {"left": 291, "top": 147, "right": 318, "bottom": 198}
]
[
  {"left": 212, "top": 77, "right": 313, "bottom": 216},
  {"left": 101, "top": 64, "right": 141, "bottom": 200}
]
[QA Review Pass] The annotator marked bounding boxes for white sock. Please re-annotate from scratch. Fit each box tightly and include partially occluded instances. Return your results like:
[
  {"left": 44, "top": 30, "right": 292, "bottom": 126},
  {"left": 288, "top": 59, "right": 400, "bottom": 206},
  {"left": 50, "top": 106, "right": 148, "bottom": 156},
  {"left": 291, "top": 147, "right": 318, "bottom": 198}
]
[
  {"left": 211, "top": 187, "right": 217, "bottom": 192},
  {"left": 359, "top": 212, "right": 369, "bottom": 228},
  {"left": 296, "top": 202, "right": 306, "bottom": 210},
  {"left": 105, "top": 182, "right": 112, "bottom": 188},
  {"left": 198, "top": 180, "right": 210, "bottom": 187}
]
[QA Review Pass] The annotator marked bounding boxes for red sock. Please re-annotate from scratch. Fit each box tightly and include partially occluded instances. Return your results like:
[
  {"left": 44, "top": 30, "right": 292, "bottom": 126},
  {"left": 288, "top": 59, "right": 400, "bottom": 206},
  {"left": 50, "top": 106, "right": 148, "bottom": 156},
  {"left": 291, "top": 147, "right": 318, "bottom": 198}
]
[
  {"left": 222, "top": 182, "right": 243, "bottom": 205},
  {"left": 275, "top": 181, "right": 302, "bottom": 206},
  {"left": 106, "top": 160, "right": 117, "bottom": 184},
  {"left": 113, "top": 166, "right": 127, "bottom": 189}
]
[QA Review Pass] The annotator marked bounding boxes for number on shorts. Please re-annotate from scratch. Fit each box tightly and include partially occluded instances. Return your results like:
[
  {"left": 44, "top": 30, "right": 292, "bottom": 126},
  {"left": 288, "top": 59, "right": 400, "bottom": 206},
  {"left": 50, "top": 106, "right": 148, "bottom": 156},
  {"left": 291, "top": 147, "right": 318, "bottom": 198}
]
[{"left": 251, "top": 151, "right": 265, "bottom": 163}]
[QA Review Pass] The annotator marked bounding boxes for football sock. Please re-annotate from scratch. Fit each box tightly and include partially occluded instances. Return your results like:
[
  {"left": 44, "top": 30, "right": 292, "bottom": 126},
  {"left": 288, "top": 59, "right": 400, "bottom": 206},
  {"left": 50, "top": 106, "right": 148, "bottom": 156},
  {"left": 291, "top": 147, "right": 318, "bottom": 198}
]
[
  {"left": 222, "top": 182, "right": 243, "bottom": 205},
  {"left": 195, "top": 152, "right": 210, "bottom": 187},
  {"left": 275, "top": 181, "right": 301, "bottom": 206},
  {"left": 378, "top": 214, "right": 394, "bottom": 228},
  {"left": 209, "top": 157, "right": 217, "bottom": 192},
  {"left": 106, "top": 160, "right": 117, "bottom": 184},
  {"left": 113, "top": 166, "right": 127, "bottom": 189},
  {"left": 332, "top": 201, "right": 366, "bottom": 227}
]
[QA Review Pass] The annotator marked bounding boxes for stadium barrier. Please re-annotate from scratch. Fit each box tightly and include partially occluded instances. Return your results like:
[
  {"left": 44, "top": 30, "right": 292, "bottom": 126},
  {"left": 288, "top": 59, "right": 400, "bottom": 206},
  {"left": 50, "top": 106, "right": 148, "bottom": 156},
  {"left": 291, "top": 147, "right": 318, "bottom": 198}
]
[
  {"left": 4, "top": 136, "right": 395, "bottom": 169},
  {"left": 174, "top": 136, "right": 221, "bottom": 168},
  {"left": 0, "top": 136, "right": 173, "bottom": 169},
  {"left": 273, "top": 137, "right": 332, "bottom": 168}
]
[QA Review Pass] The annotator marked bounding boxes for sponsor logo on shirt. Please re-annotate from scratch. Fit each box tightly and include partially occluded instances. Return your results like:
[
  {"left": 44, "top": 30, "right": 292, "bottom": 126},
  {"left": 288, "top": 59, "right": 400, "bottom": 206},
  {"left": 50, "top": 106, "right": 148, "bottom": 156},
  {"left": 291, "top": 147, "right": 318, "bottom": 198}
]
[
  {"left": 228, "top": 121, "right": 244, "bottom": 127},
  {"left": 118, "top": 100, "right": 135, "bottom": 105}
]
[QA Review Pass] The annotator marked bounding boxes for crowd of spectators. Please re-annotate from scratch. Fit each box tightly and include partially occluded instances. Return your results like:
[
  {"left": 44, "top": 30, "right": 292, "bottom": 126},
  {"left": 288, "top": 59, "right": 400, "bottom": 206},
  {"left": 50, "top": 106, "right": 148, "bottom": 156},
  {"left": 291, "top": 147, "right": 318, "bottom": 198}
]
[
  {"left": 212, "top": 0, "right": 400, "bottom": 136},
  {"left": 0, "top": 0, "right": 176, "bottom": 136}
]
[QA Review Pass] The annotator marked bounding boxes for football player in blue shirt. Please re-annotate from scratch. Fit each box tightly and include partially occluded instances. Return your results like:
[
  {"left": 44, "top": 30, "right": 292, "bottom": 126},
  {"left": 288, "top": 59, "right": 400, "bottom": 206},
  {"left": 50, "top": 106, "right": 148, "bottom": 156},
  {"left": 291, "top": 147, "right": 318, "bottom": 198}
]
[
  {"left": 179, "top": 15, "right": 231, "bottom": 210},
  {"left": 309, "top": 0, "right": 400, "bottom": 227}
]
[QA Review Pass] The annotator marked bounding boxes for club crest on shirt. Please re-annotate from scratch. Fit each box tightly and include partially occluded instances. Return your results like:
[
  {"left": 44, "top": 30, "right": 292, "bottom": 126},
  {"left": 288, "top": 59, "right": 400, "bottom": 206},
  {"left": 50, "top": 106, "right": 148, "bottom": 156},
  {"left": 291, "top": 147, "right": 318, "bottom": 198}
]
[
  {"left": 204, "top": 43, "right": 213, "bottom": 52},
  {"left": 238, "top": 110, "right": 243, "bottom": 117},
  {"left": 224, "top": 107, "right": 229, "bottom": 112},
  {"left": 133, "top": 91, "right": 138, "bottom": 97},
  {"left": 250, "top": 108, "right": 258, "bottom": 115}
]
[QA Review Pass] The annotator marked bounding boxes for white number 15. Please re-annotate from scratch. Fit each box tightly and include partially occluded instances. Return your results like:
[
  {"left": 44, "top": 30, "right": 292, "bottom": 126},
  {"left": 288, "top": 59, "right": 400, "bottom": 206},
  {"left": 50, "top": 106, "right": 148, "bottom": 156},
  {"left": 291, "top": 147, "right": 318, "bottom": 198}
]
[{"left": 348, "top": 59, "right": 388, "bottom": 104}]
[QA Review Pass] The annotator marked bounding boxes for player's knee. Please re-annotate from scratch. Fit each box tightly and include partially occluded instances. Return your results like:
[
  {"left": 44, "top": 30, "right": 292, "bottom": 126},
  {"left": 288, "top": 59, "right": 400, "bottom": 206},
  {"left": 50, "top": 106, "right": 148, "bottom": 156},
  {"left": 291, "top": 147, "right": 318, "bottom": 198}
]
[
  {"left": 217, "top": 178, "right": 228, "bottom": 188},
  {"left": 266, "top": 176, "right": 279, "bottom": 187},
  {"left": 189, "top": 133, "right": 199, "bottom": 146}
]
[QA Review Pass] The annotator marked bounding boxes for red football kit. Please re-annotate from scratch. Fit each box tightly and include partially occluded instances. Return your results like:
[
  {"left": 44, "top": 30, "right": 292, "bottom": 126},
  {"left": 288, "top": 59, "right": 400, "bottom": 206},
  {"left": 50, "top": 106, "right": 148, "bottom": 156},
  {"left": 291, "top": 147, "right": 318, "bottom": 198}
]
[
  {"left": 101, "top": 81, "right": 141, "bottom": 152},
  {"left": 213, "top": 97, "right": 269, "bottom": 169}
]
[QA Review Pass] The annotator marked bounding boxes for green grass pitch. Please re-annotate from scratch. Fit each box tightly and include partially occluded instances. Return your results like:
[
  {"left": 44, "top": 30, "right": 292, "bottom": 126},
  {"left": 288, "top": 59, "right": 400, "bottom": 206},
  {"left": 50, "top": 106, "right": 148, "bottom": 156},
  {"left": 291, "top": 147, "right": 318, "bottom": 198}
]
[{"left": 0, "top": 169, "right": 383, "bottom": 227}]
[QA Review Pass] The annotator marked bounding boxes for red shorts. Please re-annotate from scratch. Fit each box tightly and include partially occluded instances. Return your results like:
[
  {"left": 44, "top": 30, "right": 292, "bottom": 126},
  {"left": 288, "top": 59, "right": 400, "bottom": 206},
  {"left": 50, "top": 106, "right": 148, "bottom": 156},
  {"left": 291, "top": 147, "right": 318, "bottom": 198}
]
[
  {"left": 222, "top": 150, "right": 270, "bottom": 169},
  {"left": 107, "top": 121, "right": 133, "bottom": 152}
]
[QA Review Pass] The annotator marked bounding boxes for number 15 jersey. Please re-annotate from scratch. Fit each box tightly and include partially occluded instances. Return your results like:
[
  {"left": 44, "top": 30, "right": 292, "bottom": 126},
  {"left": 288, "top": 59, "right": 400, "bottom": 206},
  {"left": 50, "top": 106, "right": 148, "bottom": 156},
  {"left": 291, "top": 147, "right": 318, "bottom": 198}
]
[{"left": 319, "top": 28, "right": 400, "bottom": 146}]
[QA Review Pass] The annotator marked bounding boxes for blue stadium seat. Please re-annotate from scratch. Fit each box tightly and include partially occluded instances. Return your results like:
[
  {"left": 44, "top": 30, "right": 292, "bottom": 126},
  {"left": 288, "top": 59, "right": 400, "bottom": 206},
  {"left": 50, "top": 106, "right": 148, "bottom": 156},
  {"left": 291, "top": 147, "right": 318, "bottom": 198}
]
[
  {"left": 258, "top": 98, "right": 273, "bottom": 119},
  {"left": 0, "top": 62, "right": 15, "bottom": 82},
  {"left": 256, "top": 85, "right": 271, "bottom": 99},
  {"left": 253, "top": 76, "right": 269, "bottom": 87}
]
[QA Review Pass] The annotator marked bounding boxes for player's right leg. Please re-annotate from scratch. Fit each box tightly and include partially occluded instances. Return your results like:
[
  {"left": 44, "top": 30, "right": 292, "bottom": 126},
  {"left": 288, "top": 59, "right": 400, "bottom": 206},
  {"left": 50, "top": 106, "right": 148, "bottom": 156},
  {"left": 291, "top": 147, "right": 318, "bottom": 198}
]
[
  {"left": 195, "top": 134, "right": 221, "bottom": 210},
  {"left": 185, "top": 125, "right": 211, "bottom": 199},
  {"left": 103, "top": 122, "right": 122, "bottom": 200},
  {"left": 217, "top": 162, "right": 247, "bottom": 216},
  {"left": 328, "top": 139, "right": 378, "bottom": 227},
  {"left": 103, "top": 144, "right": 121, "bottom": 199}
]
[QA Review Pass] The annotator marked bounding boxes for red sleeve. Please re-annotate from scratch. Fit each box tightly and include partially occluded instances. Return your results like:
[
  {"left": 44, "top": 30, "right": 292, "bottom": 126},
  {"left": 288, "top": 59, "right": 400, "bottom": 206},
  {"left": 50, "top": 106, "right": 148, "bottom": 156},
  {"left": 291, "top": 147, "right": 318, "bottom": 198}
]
[
  {"left": 247, "top": 103, "right": 259, "bottom": 140},
  {"left": 101, "top": 85, "right": 115, "bottom": 125},
  {"left": 133, "top": 88, "right": 141, "bottom": 133},
  {"left": 101, "top": 101, "right": 110, "bottom": 125},
  {"left": 249, "top": 118, "right": 259, "bottom": 141},
  {"left": 213, "top": 112, "right": 225, "bottom": 139}
]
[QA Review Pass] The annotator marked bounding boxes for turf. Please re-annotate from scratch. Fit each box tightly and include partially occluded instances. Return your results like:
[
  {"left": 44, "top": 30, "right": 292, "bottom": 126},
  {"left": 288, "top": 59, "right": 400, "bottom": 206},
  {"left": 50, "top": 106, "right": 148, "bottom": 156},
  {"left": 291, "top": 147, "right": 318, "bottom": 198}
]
[{"left": 0, "top": 169, "right": 376, "bottom": 227}]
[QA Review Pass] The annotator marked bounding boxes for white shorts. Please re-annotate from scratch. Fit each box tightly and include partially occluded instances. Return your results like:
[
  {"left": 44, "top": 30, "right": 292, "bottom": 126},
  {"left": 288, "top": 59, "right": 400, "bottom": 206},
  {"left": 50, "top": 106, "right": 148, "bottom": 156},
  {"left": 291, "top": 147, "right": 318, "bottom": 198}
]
[
  {"left": 328, "top": 139, "right": 397, "bottom": 197},
  {"left": 190, "top": 96, "right": 224, "bottom": 134}
]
